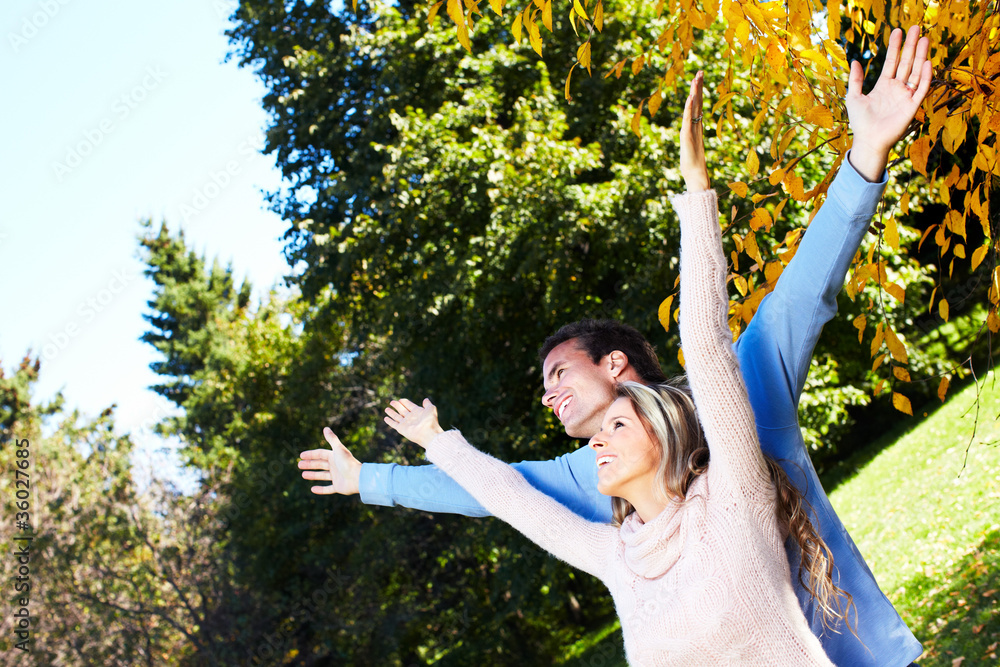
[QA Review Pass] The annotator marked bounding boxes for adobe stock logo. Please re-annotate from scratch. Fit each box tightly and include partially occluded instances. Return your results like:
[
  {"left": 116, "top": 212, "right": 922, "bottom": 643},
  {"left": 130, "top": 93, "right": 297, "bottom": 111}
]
[
  {"left": 51, "top": 66, "right": 169, "bottom": 182},
  {"left": 8, "top": 0, "right": 74, "bottom": 53},
  {"left": 40, "top": 267, "right": 138, "bottom": 362}
]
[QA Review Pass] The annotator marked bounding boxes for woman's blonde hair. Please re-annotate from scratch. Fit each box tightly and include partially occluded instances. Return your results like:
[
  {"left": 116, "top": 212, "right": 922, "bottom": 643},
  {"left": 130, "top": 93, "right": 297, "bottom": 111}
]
[{"left": 611, "top": 380, "right": 855, "bottom": 633}]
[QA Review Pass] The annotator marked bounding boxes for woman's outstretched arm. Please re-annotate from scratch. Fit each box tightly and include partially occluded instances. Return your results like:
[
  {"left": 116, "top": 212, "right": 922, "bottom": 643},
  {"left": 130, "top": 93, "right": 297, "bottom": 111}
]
[
  {"left": 383, "top": 398, "right": 617, "bottom": 580},
  {"left": 673, "top": 74, "right": 771, "bottom": 497}
]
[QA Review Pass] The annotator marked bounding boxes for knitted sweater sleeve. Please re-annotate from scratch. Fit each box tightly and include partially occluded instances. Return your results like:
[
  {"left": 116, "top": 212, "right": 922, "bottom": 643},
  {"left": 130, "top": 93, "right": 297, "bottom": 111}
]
[
  {"left": 673, "top": 190, "right": 772, "bottom": 498},
  {"left": 424, "top": 430, "right": 617, "bottom": 580}
]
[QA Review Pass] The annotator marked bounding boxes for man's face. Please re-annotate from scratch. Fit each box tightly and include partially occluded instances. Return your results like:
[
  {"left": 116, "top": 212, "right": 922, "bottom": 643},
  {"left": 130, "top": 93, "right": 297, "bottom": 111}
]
[{"left": 541, "top": 339, "right": 619, "bottom": 439}]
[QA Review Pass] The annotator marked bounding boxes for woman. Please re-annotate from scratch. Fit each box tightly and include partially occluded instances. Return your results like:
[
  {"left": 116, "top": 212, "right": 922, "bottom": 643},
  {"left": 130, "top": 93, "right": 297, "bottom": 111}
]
[{"left": 381, "top": 73, "right": 851, "bottom": 664}]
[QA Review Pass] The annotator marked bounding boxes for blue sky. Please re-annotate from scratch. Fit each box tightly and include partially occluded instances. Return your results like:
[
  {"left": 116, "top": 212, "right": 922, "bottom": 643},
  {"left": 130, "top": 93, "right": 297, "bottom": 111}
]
[{"left": 2, "top": 0, "right": 292, "bottom": 484}]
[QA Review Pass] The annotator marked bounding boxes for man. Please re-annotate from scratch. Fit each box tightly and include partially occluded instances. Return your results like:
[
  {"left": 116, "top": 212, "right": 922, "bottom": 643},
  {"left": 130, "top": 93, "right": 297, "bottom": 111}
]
[{"left": 300, "top": 26, "right": 932, "bottom": 665}]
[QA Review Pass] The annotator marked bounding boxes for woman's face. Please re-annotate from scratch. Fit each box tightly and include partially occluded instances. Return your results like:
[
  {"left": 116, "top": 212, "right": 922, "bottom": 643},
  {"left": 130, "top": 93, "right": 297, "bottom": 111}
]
[{"left": 588, "top": 396, "right": 662, "bottom": 501}]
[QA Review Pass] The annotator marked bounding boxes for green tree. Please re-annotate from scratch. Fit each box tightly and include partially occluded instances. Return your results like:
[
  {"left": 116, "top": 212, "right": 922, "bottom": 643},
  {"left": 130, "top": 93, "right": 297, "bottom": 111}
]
[{"left": 0, "top": 357, "right": 264, "bottom": 665}]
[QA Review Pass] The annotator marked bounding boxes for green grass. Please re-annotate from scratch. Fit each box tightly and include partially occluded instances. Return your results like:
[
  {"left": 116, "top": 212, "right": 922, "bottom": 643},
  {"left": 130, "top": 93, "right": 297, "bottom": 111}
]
[
  {"left": 827, "top": 372, "right": 1000, "bottom": 665},
  {"left": 562, "top": 372, "right": 1000, "bottom": 666}
]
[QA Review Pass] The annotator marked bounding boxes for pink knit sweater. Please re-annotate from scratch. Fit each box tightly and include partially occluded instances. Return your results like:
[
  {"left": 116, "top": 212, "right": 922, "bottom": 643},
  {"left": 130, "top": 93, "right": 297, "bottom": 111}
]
[{"left": 424, "top": 190, "right": 835, "bottom": 665}]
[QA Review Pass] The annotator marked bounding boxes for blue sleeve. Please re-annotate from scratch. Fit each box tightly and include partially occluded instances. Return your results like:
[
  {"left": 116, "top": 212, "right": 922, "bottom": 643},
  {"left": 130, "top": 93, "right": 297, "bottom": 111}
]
[
  {"left": 359, "top": 443, "right": 613, "bottom": 523},
  {"left": 735, "top": 155, "right": 886, "bottom": 436},
  {"left": 733, "top": 158, "right": 924, "bottom": 664}
]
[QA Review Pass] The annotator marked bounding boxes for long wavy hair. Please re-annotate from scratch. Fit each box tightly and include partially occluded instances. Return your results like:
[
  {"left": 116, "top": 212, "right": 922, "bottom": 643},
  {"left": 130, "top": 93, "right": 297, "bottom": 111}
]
[{"left": 611, "top": 380, "right": 855, "bottom": 633}]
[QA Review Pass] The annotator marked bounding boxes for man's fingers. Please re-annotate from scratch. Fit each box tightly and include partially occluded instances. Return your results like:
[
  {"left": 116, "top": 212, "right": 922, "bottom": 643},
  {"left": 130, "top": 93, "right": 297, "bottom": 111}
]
[
  {"left": 310, "top": 485, "right": 340, "bottom": 495},
  {"left": 322, "top": 427, "right": 343, "bottom": 448},
  {"left": 847, "top": 59, "right": 864, "bottom": 99},
  {"left": 878, "top": 27, "right": 904, "bottom": 82},
  {"left": 399, "top": 398, "right": 419, "bottom": 410},
  {"left": 300, "top": 448, "right": 335, "bottom": 460},
  {"left": 297, "top": 457, "right": 331, "bottom": 470},
  {"left": 301, "top": 470, "right": 332, "bottom": 481},
  {"left": 913, "top": 59, "right": 933, "bottom": 103},
  {"left": 893, "top": 26, "right": 920, "bottom": 84},
  {"left": 907, "top": 37, "right": 931, "bottom": 89}
]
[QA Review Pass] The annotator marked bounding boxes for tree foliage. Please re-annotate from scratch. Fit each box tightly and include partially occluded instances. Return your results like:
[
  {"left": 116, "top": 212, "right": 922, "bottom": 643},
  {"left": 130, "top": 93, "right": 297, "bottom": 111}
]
[{"left": 337, "top": 0, "right": 1000, "bottom": 412}]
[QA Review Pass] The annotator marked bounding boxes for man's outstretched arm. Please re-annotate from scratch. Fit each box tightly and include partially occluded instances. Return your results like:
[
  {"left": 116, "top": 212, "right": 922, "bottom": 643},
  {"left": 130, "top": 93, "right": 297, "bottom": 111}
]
[{"left": 298, "top": 428, "right": 612, "bottom": 522}]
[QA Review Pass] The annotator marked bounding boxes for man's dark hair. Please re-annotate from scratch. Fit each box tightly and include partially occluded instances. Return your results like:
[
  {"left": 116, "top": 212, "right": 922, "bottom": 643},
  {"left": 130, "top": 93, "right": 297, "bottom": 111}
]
[{"left": 538, "top": 319, "right": 668, "bottom": 384}]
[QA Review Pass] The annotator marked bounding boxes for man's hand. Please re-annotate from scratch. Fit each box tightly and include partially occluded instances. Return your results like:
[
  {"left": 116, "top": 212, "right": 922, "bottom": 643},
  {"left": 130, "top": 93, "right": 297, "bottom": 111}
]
[
  {"left": 680, "top": 70, "right": 711, "bottom": 193},
  {"left": 847, "top": 25, "right": 933, "bottom": 182},
  {"left": 384, "top": 398, "right": 444, "bottom": 448},
  {"left": 298, "top": 428, "right": 362, "bottom": 496}
]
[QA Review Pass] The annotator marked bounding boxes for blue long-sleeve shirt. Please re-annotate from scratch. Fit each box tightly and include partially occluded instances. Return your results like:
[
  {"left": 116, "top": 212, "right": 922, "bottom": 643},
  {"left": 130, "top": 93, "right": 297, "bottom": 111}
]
[{"left": 359, "top": 159, "right": 923, "bottom": 666}]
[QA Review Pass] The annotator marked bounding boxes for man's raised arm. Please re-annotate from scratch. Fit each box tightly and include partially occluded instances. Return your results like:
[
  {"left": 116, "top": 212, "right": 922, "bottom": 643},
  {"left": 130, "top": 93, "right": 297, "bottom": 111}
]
[{"left": 735, "top": 25, "right": 933, "bottom": 433}]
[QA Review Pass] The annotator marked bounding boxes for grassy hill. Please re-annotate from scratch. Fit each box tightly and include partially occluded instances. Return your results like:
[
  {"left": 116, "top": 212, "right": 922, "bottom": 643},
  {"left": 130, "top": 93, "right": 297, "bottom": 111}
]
[{"left": 562, "top": 373, "right": 1000, "bottom": 666}]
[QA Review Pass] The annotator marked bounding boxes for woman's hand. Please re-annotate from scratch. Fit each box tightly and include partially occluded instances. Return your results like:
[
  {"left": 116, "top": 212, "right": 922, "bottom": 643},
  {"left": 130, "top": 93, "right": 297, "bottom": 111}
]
[
  {"left": 680, "top": 70, "right": 711, "bottom": 193},
  {"left": 384, "top": 398, "right": 444, "bottom": 448}
]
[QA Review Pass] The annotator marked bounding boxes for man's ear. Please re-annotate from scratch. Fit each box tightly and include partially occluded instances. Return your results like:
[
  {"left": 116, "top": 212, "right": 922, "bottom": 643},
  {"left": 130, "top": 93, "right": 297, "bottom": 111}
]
[{"left": 607, "top": 350, "right": 629, "bottom": 379}]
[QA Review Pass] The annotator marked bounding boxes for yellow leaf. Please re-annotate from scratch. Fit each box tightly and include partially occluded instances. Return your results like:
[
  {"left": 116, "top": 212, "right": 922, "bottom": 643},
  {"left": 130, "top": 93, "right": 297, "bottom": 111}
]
[
  {"left": 594, "top": 0, "right": 603, "bottom": 31},
  {"left": 542, "top": 0, "right": 552, "bottom": 30},
  {"left": 853, "top": 313, "right": 867, "bottom": 343},
  {"left": 884, "top": 216, "right": 899, "bottom": 251},
  {"left": 768, "top": 167, "right": 786, "bottom": 186},
  {"left": 939, "top": 298, "right": 950, "bottom": 322},
  {"left": 488, "top": 0, "right": 503, "bottom": 15},
  {"left": 573, "top": 0, "right": 588, "bottom": 20},
  {"left": 735, "top": 19, "right": 750, "bottom": 46},
  {"left": 728, "top": 181, "right": 749, "bottom": 198},
  {"left": 632, "top": 53, "right": 646, "bottom": 75},
  {"left": 648, "top": 89, "right": 662, "bottom": 117},
  {"left": 631, "top": 101, "right": 644, "bottom": 136},
  {"left": 428, "top": 0, "right": 444, "bottom": 23},
  {"left": 765, "top": 40, "right": 785, "bottom": 71},
  {"left": 764, "top": 260, "right": 783, "bottom": 285},
  {"left": 564, "top": 63, "right": 577, "bottom": 101},
  {"left": 885, "top": 326, "right": 908, "bottom": 364},
  {"left": 447, "top": 0, "right": 472, "bottom": 52},
  {"left": 798, "top": 49, "right": 832, "bottom": 73},
  {"left": 576, "top": 41, "right": 592, "bottom": 74},
  {"left": 942, "top": 113, "right": 967, "bottom": 154},
  {"left": 804, "top": 105, "right": 834, "bottom": 129},
  {"left": 990, "top": 309, "right": 1000, "bottom": 333},
  {"left": 884, "top": 282, "right": 905, "bottom": 303},
  {"left": 892, "top": 392, "right": 913, "bottom": 416},
  {"left": 909, "top": 136, "right": 931, "bottom": 176},
  {"left": 893, "top": 367, "right": 911, "bottom": 382},
  {"left": 872, "top": 321, "right": 885, "bottom": 357},
  {"left": 658, "top": 294, "right": 674, "bottom": 332},
  {"left": 937, "top": 376, "right": 950, "bottom": 402},
  {"left": 749, "top": 208, "right": 772, "bottom": 231},
  {"left": 972, "top": 244, "right": 988, "bottom": 271},
  {"left": 512, "top": 12, "right": 523, "bottom": 42},
  {"left": 945, "top": 209, "right": 966, "bottom": 239},
  {"left": 734, "top": 274, "right": 748, "bottom": 296},
  {"left": 677, "top": 346, "right": 685, "bottom": 368},
  {"left": 874, "top": 379, "right": 886, "bottom": 396},
  {"left": 527, "top": 19, "right": 542, "bottom": 56},
  {"left": 746, "top": 150, "right": 760, "bottom": 177},
  {"left": 743, "top": 231, "right": 763, "bottom": 266},
  {"left": 872, "top": 352, "right": 886, "bottom": 372}
]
